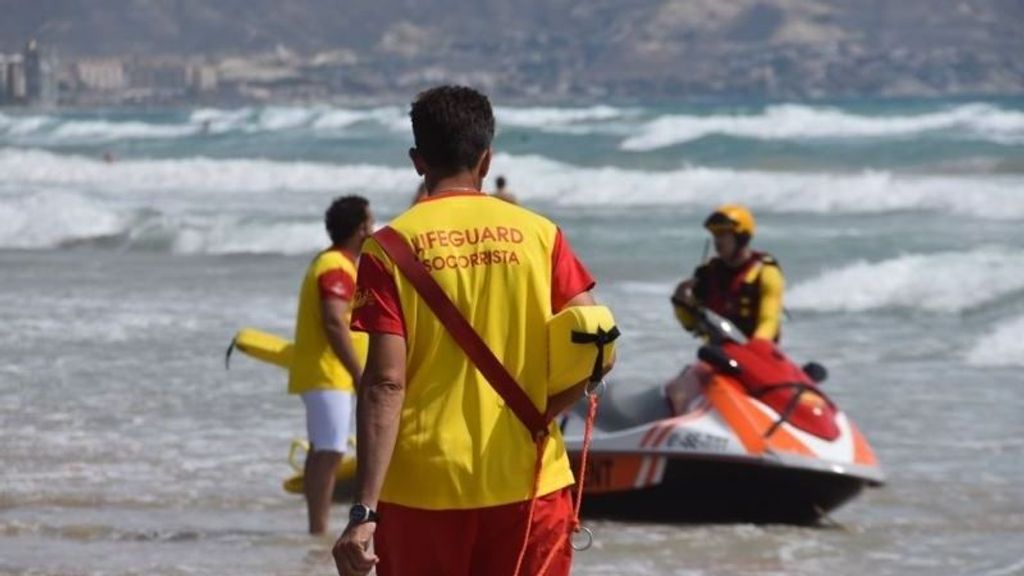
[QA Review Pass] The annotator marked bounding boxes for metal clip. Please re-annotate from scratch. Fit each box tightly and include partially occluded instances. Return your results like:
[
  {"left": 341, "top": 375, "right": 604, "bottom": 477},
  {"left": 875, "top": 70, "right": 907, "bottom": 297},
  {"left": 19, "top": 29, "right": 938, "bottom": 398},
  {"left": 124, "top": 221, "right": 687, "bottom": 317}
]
[{"left": 571, "top": 525, "right": 594, "bottom": 551}]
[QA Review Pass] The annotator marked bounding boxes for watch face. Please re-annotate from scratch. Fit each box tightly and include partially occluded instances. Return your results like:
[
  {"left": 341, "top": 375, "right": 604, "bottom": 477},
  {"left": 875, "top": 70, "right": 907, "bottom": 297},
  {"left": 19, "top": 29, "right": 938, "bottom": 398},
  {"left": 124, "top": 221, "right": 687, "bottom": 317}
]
[{"left": 349, "top": 504, "right": 368, "bottom": 523}]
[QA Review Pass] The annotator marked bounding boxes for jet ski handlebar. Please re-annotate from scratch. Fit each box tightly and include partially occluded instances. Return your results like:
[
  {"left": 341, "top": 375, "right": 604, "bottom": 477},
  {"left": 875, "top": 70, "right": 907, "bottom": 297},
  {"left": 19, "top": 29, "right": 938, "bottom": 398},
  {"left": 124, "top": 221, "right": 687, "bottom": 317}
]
[
  {"left": 670, "top": 298, "right": 830, "bottom": 385},
  {"left": 669, "top": 297, "right": 748, "bottom": 346}
]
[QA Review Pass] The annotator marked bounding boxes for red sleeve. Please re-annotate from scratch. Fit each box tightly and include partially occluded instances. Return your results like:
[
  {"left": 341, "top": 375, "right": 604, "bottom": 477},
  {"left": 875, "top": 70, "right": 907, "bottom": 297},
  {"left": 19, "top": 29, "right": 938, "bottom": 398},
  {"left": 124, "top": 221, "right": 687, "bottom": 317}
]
[
  {"left": 318, "top": 268, "right": 356, "bottom": 301},
  {"left": 551, "top": 228, "right": 596, "bottom": 313},
  {"left": 351, "top": 253, "right": 406, "bottom": 337}
]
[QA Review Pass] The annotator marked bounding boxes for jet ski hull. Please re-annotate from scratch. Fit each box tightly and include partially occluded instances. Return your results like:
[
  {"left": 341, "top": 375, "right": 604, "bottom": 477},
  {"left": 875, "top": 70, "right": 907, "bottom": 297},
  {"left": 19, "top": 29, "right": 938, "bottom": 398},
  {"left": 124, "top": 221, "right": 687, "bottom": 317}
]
[
  {"left": 563, "top": 374, "right": 885, "bottom": 525},
  {"left": 572, "top": 453, "right": 873, "bottom": 524}
]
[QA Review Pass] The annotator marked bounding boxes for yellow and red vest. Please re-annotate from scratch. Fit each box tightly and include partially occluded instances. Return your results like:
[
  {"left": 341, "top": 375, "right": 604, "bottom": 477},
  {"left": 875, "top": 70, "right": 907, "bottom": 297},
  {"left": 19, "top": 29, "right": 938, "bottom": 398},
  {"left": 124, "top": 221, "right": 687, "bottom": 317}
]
[
  {"left": 288, "top": 248, "right": 363, "bottom": 395},
  {"left": 352, "top": 192, "right": 594, "bottom": 510}
]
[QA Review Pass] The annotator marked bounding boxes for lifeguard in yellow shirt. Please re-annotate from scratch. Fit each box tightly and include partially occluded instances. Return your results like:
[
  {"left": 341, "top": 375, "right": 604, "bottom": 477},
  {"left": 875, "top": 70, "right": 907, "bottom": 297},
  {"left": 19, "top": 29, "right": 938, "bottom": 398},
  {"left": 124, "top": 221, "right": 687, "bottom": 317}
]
[
  {"left": 289, "top": 195, "right": 373, "bottom": 534},
  {"left": 666, "top": 204, "right": 786, "bottom": 413},
  {"left": 332, "top": 86, "right": 605, "bottom": 576}
]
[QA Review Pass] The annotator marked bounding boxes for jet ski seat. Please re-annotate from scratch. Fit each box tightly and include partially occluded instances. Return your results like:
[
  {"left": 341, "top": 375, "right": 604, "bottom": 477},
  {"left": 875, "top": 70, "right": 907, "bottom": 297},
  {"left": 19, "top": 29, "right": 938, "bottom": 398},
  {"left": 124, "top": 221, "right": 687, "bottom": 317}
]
[{"left": 577, "top": 383, "right": 672, "bottom": 432}]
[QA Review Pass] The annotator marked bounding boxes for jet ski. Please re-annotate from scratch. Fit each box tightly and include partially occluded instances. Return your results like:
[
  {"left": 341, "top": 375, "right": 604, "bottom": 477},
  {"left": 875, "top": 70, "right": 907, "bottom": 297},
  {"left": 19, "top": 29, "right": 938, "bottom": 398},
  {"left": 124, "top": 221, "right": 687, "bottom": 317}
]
[{"left": 561, "top": 306, "right": 884, "bottom": 524}]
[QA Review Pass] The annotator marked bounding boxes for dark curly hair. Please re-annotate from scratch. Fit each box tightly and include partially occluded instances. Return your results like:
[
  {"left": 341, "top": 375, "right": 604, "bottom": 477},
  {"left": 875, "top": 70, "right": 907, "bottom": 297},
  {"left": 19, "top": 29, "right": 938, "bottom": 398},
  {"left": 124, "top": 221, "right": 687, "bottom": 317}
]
[
  {"left": 410, "top": 85, "right": 495, "bottom": 175},
  {"left": 324, "top": 195, "right": 369, "bottom": 245}
]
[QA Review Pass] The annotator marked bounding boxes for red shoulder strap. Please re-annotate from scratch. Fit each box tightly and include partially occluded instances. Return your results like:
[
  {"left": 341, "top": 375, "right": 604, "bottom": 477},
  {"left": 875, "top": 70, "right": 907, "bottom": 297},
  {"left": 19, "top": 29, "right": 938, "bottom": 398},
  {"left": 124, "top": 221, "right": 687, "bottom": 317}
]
[{"left": 373, "top": 226, "right": 550, "bottom": 439}]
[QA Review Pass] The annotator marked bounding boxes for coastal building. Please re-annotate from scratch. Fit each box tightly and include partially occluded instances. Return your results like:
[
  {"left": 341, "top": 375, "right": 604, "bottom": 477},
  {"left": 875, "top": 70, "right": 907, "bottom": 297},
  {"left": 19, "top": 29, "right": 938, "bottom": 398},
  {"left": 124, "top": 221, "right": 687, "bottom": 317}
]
[
  {"left": 128, "top": 59, "right": 188, "bottom": 90},
  {"left": 4, "top": 55, "right": 26, "bottom": 104},
  {"left": 0, "top": 55, "right": 8, "bottom": 104},
  {"left": 23, "top": 39, "right": 58, "bottom": 107},
  {"left": 72, "top": 58, "right": 126, "bottom": 92},
  {"left": 188, "top": 63, "right": 219, "bottom": 94},
  {"left": 123, "top": 57, "right": 190, "bottom": 103}
]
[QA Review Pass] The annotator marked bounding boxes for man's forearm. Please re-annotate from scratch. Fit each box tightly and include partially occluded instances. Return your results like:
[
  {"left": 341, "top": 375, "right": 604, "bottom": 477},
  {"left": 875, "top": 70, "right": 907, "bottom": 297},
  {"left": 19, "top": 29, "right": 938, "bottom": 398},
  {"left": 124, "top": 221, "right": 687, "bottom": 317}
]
[
  {"left": 354, "top": 375, "right": 404, "bottom": 508},
  {"left": 547, "top": 380, "right": 588, "bottom": 417},
  {"left": 326, "top": 323, "right": 363, "bottom": 383}
]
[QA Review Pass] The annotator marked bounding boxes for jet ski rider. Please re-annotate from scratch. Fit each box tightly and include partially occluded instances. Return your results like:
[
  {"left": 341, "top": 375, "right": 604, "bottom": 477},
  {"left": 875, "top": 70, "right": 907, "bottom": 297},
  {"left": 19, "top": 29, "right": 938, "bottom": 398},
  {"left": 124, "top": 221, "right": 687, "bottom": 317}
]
[{"left": 665, "top": 204, "right": 786, "bottom": 414}]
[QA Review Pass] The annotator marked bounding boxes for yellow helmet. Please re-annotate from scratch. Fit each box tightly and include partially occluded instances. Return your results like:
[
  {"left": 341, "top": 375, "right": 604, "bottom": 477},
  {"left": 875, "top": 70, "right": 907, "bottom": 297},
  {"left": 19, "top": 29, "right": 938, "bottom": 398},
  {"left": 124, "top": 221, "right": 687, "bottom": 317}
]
[{"left": 704, "top": 204, "right": 756, "bottom": 237}]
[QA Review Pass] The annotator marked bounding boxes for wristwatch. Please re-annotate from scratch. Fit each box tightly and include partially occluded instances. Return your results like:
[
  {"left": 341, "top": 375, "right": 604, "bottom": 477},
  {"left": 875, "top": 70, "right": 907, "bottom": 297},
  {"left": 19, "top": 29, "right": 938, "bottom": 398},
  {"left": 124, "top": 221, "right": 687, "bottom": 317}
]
[{"left": 349, "top": 503, "right": 379, "bottom": 525}]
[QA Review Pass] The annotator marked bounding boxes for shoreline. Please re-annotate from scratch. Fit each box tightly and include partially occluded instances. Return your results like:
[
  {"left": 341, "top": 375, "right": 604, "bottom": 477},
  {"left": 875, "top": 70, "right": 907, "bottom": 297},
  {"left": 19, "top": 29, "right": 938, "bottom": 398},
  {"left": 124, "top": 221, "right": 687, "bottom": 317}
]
[{"left": 3, "top": 91, "right": 1024, "bottom": 114}]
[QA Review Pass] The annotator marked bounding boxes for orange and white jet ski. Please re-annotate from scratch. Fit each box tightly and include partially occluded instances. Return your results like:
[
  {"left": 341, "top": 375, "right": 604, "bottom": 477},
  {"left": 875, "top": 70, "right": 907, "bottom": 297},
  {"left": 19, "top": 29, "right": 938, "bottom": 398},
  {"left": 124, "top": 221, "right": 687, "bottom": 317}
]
[{"left": 562, "top": 307, "right": 884, "bottom": 524}]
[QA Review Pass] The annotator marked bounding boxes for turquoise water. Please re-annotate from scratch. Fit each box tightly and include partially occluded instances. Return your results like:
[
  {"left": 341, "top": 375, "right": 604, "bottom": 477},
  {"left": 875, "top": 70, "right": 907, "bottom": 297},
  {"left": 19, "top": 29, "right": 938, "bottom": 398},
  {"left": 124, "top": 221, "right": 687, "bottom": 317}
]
[{"left": 1, "top": 100, "right": 1023, "bottom": 575}]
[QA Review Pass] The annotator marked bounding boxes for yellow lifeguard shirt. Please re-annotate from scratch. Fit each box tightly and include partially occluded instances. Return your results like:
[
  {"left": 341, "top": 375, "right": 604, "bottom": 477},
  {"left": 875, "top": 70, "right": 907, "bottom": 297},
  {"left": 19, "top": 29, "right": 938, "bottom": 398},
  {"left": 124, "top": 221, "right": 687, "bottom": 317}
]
[
  {"left": 288, "top": 248, "right": 361, "bottom": 395},
  {"left": 351, "top": 191, "right": 595, "bottom": 510}
]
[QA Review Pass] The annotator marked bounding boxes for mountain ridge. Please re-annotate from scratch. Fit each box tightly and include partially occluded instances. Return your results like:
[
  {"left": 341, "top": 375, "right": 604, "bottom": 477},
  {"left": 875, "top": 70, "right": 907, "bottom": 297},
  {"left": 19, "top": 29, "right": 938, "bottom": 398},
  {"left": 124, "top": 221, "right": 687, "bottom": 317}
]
[{"left": 1, "top": 1, "right": 1021, "bottom": 101}]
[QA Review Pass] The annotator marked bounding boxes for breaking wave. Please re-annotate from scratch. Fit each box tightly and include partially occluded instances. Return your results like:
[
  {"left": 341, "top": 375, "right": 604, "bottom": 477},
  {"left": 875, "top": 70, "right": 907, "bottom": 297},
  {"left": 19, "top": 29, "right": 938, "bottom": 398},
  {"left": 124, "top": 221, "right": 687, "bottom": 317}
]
[
  {"left": 3, "top": 148, "right": 1024, "bottom": 253},
  {"left": 3, "top": 102, "right": 1022, "bottom": 147},
  {"left": 493, "top": 154, "right": 1024, "bottom": 217},
  {"left": 0, "top": 104, "right": 637, "bottom": 144},
  {"left": 967, "top": 314, "right": 1024, "bottom": 367},
  {"left": 620, "top": 103, "right": 1024, "bottom": 150},
  {"left": 788, "top": 248, "right": 1024, "bottom": 313}
]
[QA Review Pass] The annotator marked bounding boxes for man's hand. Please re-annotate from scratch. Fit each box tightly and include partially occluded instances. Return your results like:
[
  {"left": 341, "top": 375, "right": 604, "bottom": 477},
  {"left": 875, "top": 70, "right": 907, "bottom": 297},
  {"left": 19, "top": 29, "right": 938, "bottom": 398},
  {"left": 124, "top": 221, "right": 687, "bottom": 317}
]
[
  {"left": 332, "top": 522, "right": 378, "bottom": 576},
  {"left": 672, "top": 279, "right": 696, "bottom": 305}
]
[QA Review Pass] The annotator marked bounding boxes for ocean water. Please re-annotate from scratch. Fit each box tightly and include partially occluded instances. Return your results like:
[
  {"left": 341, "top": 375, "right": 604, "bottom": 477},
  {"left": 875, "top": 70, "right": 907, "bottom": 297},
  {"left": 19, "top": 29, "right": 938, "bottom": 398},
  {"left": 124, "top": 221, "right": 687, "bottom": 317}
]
[{"left": 2, "top": 100, "right": 1023, "bottom": 575}]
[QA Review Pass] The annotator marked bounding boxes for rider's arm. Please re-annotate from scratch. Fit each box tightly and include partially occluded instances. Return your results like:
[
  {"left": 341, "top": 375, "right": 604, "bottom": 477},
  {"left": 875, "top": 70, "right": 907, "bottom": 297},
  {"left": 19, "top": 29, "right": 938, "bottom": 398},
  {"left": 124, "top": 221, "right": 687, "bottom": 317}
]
[
  {"left": 672, "top": 291, "right": 699, "bottom": 332},
  {"left": 672, "top": 267, "right": 706, "bottom": 333},
  {"left": 753, "top": 265, "right": 785, "bottom": 341}
]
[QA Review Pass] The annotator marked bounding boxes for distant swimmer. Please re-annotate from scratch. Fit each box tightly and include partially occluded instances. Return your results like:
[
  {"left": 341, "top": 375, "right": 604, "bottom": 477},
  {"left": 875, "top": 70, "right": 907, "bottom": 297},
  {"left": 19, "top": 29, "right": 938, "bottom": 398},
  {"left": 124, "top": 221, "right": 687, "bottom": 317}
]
[
  {"left": 333, "top": 85, "right": 609, "bottom": 576},
  {"left": 289, "top": 195, "right": 374, "bottom": 534},
  {"left": 492, "top": 175, "right": 518, "bottom": 204},
  {"left": 665, "top": 204, "right": 786, "bottom": 414},
  {"left": 103, "top": 151, "right": 115, "bottom": 164}
]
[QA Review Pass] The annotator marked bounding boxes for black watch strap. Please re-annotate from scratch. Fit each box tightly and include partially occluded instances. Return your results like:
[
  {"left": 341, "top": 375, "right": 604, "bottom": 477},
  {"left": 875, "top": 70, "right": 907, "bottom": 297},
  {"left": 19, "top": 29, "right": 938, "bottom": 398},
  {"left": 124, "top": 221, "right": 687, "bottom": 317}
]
[{"left": 349, "top": 503, "right": 379, "bottom": 525}]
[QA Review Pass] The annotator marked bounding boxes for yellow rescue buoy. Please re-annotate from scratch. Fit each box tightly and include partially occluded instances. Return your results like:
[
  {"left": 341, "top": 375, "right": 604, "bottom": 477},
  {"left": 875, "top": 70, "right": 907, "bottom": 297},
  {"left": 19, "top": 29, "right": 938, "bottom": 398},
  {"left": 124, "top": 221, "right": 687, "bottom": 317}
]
[
  {"left": 547, "top": 305, "right": 619, "bottom": 394},
  {"left": 226, "top": 328, "right": 294, "bottom": 369}
]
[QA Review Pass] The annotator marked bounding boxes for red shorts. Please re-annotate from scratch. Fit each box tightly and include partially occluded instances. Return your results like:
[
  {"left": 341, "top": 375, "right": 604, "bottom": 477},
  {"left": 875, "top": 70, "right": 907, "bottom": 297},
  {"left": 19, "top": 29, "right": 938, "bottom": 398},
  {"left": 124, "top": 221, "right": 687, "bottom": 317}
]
[{"left": 374, "top": 487, "right": 574, "bottom": 576}]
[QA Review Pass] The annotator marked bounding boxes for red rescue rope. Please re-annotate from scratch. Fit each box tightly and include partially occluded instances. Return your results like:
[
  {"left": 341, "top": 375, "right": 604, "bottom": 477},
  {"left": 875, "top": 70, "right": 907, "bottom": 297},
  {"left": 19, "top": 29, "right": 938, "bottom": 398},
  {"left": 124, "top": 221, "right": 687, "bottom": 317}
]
[{"left": 514, "top": 391, "right": 599, "bottom": 576}]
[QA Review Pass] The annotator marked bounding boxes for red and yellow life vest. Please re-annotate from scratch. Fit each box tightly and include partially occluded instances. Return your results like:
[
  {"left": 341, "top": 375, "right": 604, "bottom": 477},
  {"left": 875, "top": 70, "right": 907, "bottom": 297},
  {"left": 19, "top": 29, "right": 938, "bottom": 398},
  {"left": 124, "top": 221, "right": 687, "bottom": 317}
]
[{"left": 694, "top": 252, "right": 783, "bottom": 341}]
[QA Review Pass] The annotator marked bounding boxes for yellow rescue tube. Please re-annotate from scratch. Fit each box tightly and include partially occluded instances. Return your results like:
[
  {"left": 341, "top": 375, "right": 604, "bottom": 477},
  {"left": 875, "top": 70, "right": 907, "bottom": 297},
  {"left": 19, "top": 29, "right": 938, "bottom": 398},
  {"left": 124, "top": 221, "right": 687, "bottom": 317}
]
[
  {"left": 547, "top": 305, "right": 619, "bottom": 394},
  {"left": 228, "top": 328, "right": 294, "bottom": 369},
  {"left": 227, "top": 328, "right": 369, "bottom": 373},
  {"left": 282, "top": 439, "right": 358, "bottom": 500}
]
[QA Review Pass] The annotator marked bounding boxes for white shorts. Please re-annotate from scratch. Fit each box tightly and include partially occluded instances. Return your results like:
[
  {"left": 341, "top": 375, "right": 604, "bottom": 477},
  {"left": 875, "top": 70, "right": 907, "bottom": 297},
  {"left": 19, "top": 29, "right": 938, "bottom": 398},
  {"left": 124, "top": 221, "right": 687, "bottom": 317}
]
[{"left": 301, "top": 389, "right": 353, "bottom": 454}]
